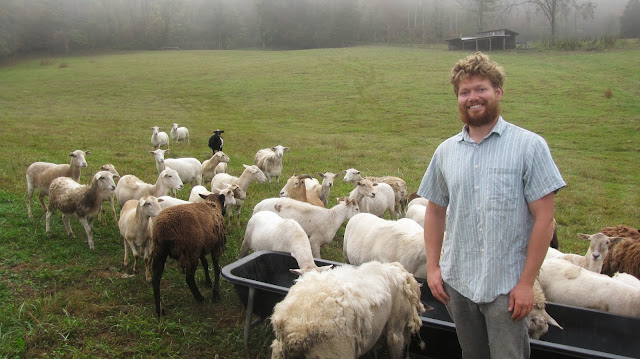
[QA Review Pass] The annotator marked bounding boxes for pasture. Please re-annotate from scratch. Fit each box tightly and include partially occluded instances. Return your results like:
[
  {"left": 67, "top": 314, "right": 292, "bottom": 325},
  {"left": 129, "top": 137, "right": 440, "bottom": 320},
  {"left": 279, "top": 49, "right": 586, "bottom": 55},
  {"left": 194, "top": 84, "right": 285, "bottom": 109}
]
[{"left": 1, "top": 46, "right": 639, "bottom": 358}]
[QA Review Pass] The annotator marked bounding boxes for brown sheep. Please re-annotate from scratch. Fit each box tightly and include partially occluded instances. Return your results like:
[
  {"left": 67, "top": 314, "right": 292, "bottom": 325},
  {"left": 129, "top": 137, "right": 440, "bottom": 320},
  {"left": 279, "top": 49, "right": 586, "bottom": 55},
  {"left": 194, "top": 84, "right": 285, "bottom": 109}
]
[
  {"left": 600, "top": 225, "right": 640, "bottom": 280},
  {"left": 279, "top": 174, "right": 325, "bottom": 208},
  {"left": 150, "top": 193, "right": 226, "bottom": 316}
]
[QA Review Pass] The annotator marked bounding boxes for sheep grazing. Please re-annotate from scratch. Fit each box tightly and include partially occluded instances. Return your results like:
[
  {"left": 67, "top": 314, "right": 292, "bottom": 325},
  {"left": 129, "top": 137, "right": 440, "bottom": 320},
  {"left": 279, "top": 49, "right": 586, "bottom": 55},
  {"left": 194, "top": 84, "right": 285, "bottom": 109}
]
[
  {"left": 254, "top": 145, "right": 289, "bottom": 183},
  {"left": 97, "top": 163, "right": 120, "bottom": 225},
  {"left": 349, "top": 178, "right": 396, "bottom": 220},
  {"left": 253, "top": 197, "right": 360, "bottom": 258},
  {"left": 211, "top": 164, "right": 266, "bottom": 225},
  {"left": 208, "top": 129, "right": 224, "bottom": 155},
  {"left": 557, "top": 233, "right": 623, "bottom": 273},
  {"left": 528, "top": 278, "right": 562, "bottom": 340},
  {"left": 26, "top": 149, "right": 90, "bottom": 218},
  {"left": 151, "top": 193, "right": 227, "bottom": 316},
  {"left": 539, "top": 258, "right": 640, "bottom": 318},
  {"left": 169, "top": 123, "right": 189, "bottom": 144},
  {"left": 201, "top": 151, "right": 230, "bottom": 186},
  {"left": 304, "top": 171, "right": 337, "bottom": 206},
  {"left": 115, "top": 168, "right": 184, "bottom": 207},
  {"left": 149, "top": 149, "right": 202, "bottom": 189},
  {"left": 45, "top": 170, "right": 117, "bottom": 250},
  {"left": 343, "top": 168, "right": 408, "bottom": 217},
  {"left": 270, "top": 261, "right": 426, "bottom": 359},
  {"left": 344, "top": 212, "right": 427, "bottom": 278},
  {"left": 279, "top": 174, "right": 325, "bottom": 207},
  {"left": 118, "top": 195, "right": 163, "bottom": 281},
  {"left": 151, "top": 126, "right": 169, "bottom": 150},
  {"left": 240, "top": 211, "right": 331, "bottom": 274}
]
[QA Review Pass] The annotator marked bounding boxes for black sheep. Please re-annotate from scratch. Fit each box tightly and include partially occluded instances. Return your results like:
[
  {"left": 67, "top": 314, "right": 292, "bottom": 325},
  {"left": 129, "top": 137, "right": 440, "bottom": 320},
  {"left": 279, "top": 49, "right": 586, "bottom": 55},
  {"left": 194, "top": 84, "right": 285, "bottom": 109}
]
[{"left": 208, "top": 129, "right": 224, "bottom": 155}]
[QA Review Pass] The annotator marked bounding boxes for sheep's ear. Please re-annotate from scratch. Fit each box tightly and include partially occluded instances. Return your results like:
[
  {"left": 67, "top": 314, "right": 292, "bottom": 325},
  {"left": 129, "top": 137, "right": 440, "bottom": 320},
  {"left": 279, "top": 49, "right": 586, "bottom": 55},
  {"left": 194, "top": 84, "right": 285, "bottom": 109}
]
[
  {"left": 157, "top": 198, "right": 164, "bottom": 203},
  {"left": 609, "top": 236, "right": 624, "bottom": 245},
  {"left": 94, "top": 172, "right": 102, "bottom": 180},
  {"left": 139, "top": 198, "right": 146, "bottom": 206},
  {"left": 218, "top": 193, "right": 226, "bottom": 205},
  {"left": 199, "top": 193, "right": 208, "bottom": 200},
  {"left": 372, "top": 183, "right": 379, "bottom": 186},
  {"left": 165, "top": 149, "right": 170, "bottom": 154},
  {"left": 341, "top": 170, "right": 347, "bottom": 174},
  {"left": 69, "top": 152, "right": 75, "bottom": 157},
  {"left": 576, "top": 233, "right": 590, "bottom": 241},
  {"left": 289, "top": 268, "right": 304, "bottom": 276},
  {"left": 283, "top": 147, "right": 290, "bottom": 151},
  {"left": 149, "top": 150, "right": 155, "bottom": 155},
  {"left": 243, "top": 164, "right": 250, "bottom": 169},
  {"left": 318, "top": 172, "right": 325, "bottom": 177}
]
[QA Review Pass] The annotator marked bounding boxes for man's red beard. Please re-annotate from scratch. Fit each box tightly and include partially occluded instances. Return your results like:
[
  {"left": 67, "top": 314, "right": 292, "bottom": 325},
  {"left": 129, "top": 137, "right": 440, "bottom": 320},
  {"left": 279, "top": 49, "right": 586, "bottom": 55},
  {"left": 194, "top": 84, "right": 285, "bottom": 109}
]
[{"left": 459, "top": 98, "right": 501, "bottom": 127}]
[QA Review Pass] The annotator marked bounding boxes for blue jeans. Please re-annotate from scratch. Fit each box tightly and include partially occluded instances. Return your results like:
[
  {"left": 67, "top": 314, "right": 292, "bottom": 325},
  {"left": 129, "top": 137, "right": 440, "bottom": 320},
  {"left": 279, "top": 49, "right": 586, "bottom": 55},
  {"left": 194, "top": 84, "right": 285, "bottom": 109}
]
[{"left": 444, "top": 282, "right": 530, "bottom": 359}]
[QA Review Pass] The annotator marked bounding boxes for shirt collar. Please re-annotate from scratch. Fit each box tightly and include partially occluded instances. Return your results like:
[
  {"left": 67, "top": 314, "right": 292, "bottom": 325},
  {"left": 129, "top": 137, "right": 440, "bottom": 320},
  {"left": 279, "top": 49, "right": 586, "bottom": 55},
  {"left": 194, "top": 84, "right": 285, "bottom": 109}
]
[{"left": 456, "top": 116, "right": 506, "bottom": 142}]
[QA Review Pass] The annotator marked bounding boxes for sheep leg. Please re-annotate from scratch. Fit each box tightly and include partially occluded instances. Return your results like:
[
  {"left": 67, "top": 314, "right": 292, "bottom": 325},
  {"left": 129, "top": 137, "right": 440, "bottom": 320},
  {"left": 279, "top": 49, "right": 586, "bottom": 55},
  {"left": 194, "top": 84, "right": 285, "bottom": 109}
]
[
  {"left": 123, "top": 238, "right": 130, "bottom": 267},
  {"left": 78, "top": 217, "right": 95, "bottom": 250},
  {"left": 62, "top": 215, "right": 75, "bottom": 239},
  {"left": 152, "top": 248, "right": 169, "bottom": 316},
  {"left": 26, "top": 183, "right": 34, "bottom": 218},
  {"left": 200, "top": 253, "right": 212, "bottom": 287},
  {"left": 109, "top": 197, "right": 118, "bottom": 224},
  {"left": 143, "top": 246, "right": 152, "bottom": 283},
  {"left": 38, "top": 192, "right": 48, "bottom": 213},
  {"left": 310, "top": 241, "right": 322, "bottom": 259},
  {"left": 211, "top": 257, "right": 221, "bottom": 301},
  {"left": 45, "top": 210, "right": 53, "bottom": 237},
  {"left": 185, "top": 263, "right": 204, "bottom": 303}
]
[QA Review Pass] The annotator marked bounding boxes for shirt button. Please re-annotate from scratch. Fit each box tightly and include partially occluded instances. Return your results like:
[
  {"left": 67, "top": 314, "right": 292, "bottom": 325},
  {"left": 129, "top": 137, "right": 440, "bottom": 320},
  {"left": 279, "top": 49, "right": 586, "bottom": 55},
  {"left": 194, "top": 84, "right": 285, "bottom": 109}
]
[
  {"left": 475, "top": 186, "right": 480, "bottom": 190},
  {"left": 474, "top": 165, "right": 479, "bottom": 169},
  {"left": 477, "top": 207, "right": 480, "bottom": 211},
  {"left": 479, "top": 228, "right": 483, "bottom": 232}
]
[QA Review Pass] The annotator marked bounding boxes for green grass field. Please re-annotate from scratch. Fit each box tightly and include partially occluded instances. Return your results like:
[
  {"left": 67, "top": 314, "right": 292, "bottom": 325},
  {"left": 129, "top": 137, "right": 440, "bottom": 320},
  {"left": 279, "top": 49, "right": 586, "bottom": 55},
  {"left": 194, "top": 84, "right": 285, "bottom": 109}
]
[{"left": 1, "top": 46, "right": 639, "bottom": 358}]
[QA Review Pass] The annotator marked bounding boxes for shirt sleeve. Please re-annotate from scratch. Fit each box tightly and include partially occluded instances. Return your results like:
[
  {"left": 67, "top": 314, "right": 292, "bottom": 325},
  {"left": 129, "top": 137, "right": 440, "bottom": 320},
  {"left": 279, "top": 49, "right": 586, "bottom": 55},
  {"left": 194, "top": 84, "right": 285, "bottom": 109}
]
[
  {"left": 523, "top": 135, "right": 566, "bottom": 203},
  {"left": 417, "top": 146, "right": 450, "bottom": 207}
]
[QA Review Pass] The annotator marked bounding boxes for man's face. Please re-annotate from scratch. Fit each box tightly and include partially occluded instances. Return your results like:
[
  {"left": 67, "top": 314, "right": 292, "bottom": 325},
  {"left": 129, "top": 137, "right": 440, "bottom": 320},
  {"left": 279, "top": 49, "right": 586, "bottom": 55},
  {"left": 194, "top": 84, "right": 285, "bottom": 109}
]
[{"left": 457, "top": 75, "right": 503, "bottom": 127}]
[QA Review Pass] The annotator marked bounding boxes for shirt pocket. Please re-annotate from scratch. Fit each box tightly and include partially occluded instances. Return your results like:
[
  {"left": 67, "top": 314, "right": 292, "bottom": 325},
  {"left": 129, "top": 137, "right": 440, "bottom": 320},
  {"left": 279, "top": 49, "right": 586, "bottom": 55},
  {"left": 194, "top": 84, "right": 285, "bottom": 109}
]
[{"left": 486, "top": 168, "right": 520, "bottom": 211}]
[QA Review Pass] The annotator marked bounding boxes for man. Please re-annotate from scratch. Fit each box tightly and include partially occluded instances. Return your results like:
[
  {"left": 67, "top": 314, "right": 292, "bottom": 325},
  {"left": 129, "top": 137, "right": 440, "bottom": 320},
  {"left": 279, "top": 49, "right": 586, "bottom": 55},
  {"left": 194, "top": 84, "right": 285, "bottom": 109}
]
[{"left": 418, "top": 52, "right": 565, "bottom": 358}]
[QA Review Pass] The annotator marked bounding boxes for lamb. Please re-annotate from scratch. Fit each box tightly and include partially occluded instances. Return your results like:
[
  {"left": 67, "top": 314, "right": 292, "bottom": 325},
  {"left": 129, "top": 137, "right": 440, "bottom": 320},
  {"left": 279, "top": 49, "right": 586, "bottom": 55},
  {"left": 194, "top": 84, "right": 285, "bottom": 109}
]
[
  {"left": 253, "top": 197, "right": 360, "bottom": 258},
  {"left": 343, "top": 168, "right": 408, "bottom": 217},
  {"left": 304, "top": 171, "right": 337, "bottom": 206},
  {"left": 151, "top": 193, "right": 227, "bottom": 316},
  {"left": 270, "top": 261, "right": 425, "bottom": 359},
  {"left": 45, "top": 170, "right": 117, "bottom": 250},
  {"left": 279, "top": 174, "right": 325, "bottom": 207},
  {"left": 115, "top": 168, "right": 184, "bottom": 207},
  {"left": 149, "top": 149, "right": 202, "bottom": 189},
  {"left": 538, "top": 258, "right": 640, "bottom": 318},
  {"left": 201, "top": 151, "right": 230, "bottom": 185},
  {"left": 349, "top": 178, "right": 396, "bottom": 219},
  {"left": 557, "top": 233, "right": 623, "bottom": 273},
  {"left": 151, "top": 126, "right": 169, "bottom": 150},
  {"left": 207, "top": 129, "right": 224, "bottom": 155},
  {"left": 210, "top": 164, "right": 267, "bottom": 225},
  {"left": 343, "top": 213, "right": 427, "bottom": 278},
  {"left": 97, "top": 163, "right": 120, "bottom": 225},
  {"left": 118, "top": 195, "right": 164, "bottom": 281},
  {"left": 254, "top": 145, "right": 289, "bottom": 183},
  {"left": 169, "top": 123, "right": 189, "bottom": 144},
  {"left": 240, "top": 211, "right": 331, "bottom": 274},
  {"left": 26, "top": 149, "right": 90, "bottom": 218},
  {"left": 528, "top": 278, "right": 562, "bottom": 340}
]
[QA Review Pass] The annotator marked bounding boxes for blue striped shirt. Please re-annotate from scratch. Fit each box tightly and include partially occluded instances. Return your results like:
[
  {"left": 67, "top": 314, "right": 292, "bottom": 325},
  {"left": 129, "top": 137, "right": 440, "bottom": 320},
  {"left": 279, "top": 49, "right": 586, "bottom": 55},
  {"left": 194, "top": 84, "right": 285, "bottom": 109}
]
[{"left": 418, "top": 117, "right": 565, "bottom": 303}]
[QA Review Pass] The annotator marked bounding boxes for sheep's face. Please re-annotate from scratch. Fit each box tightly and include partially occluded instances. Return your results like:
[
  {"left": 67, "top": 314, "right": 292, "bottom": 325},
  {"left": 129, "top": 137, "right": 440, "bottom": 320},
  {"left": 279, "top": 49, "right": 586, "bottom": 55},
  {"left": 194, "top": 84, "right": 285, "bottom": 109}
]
[
  {"left": 342, "top": 168, "right": 360, "bottom": 183},
  {"left": 171, "top": 123, "right": 179, "bottom": 131},
  {"left": 246, "top": 165, "right": 267, "bottom": 183},
  {"left": 271, "top": 145, "right": 289, "bottom": 158},
  {"left": 70, "top": 150, "right": 88, "bottom": 168},
  {"left": 355, "top": 180, "right": 376, "bottom": 198},
  {"left": 151, "top": 126, "right": 160, "bottom": 134},
  {"left": 150, "top": 149, "right": 166, "bottom": 165},
  {"left": 320, "top": 172, "right": 337, "bottom": 188},
  {"left": 95, "top": 171, "right": 117, "bottom": 192},
  {"left": 161, "top": 168, "right": 184, "bottom": 191},
  {"left": 215, "top": 152, "right": 230, "bottom": 163},
  {"left": 340, "top": 198, "right": 360, "bottom": 219},
  {"left": 139, "top": 196, "right": 163, "bottom": 218}
]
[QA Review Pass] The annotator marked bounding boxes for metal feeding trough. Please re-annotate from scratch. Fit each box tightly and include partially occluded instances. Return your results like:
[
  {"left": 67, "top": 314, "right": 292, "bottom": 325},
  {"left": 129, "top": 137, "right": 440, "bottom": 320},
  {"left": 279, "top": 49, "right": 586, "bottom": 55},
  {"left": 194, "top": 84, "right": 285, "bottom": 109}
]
[{"left": 222, "top": 251, "right": 640, "bottom": 359}]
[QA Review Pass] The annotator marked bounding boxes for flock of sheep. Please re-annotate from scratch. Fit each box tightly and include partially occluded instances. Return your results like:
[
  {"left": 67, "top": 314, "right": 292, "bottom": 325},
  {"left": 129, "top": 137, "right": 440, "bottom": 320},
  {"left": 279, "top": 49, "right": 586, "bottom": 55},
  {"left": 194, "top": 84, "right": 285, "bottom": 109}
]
[{"left": 24, "top": 123, "right": 640, "bottom": 358}]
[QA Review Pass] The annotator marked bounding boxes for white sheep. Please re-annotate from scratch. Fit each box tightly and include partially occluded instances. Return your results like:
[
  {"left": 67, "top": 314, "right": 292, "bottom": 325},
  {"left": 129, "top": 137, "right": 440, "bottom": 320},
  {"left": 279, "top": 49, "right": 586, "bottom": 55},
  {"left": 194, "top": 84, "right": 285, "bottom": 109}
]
[
  {"left": 253, "top": 197, "right": 360, "bottom": 258},
  {"left": 118, "top": 195, "right": 164, "bottom": 281},
  {"left": 343, "top": 168, "right": 408, "bottom": 217},
  {"left": 26, "top": 149, "right": 90, "bottom": 218},
  {"left": 240, "top": 211, "right": 331, "bottom": 274},
  {"left": 151, "top": 126, "right": 169, "bottom": 149},
  {"left": 149, "top": 149, "right": 202, "bottom": 189},
  {"left": 45, "top": 170, "right": 117, "bottom": 250},
  {"left": 169, "top": 123, "right": 189, "bottom": 144},
  {"left": 343, "top": 212, "right": 427, "bottom": 278},
  {"left": 115, "top": 168, "right": 184, "bottom": 207},
  {"left": 97, "top": 163, "right": 120, "bottom": 225},
  {"left": 156, "top": 195, "right": 190, "bottom": 210},
  {"left": 201, "top": 151, "right": 230, "bottom": 185},
  {"left": 349, "top": 178, "right": 396, "bottom": 219},
  {"left": 612, "top": 272, "right": 640, "bottom": 289},
  {"left": 557, "top": 233, "right": 623, "bottom": 273},
  {"left": 539, "top": 258, "right": 640, "bottom": 318},
  {"left": 529, "top": 278, "right": 563, "bottom": 339},
  {"left": 304, "top": 171, "right": 337, "bottom": 206},
  {"left": 270, "top": 261, "right": 425, "bottom": 359},
  {"left": 279, "top": 174, "right": 325, "bottom": 207},
  {"left": 408, "top": 196, "right": 430, "bottom": 208},
  {"left": 211, "top": 164, "right": 267, "bottom": 224},
  {"left": 254, "top": 145, "right": 289, "bottom": 183},
  {"left": 405, "top": 203, "right": 426, "bottom": 227}
]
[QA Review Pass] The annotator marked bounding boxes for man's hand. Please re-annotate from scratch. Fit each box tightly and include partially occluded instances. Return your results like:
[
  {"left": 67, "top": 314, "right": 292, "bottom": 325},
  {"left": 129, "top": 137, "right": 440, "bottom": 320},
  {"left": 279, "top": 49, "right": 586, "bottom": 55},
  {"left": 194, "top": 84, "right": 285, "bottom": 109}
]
[{"left": 509, "top": 281, "right": 534, "bottom": 321}]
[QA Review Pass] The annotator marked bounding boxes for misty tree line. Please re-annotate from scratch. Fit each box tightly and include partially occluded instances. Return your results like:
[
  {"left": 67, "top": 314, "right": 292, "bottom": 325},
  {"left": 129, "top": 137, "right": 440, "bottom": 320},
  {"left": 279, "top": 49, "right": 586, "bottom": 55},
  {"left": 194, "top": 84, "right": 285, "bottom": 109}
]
[{"left": 0, "top": 0, "right": 637, "bottom": 59}]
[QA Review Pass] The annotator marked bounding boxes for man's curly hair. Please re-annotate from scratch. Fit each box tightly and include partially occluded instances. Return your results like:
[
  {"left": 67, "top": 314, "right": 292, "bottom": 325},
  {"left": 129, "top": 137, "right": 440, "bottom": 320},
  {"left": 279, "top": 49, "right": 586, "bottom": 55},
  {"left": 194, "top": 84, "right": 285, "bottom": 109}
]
[{"left": 450, "top": 52, "right": 506, "bottom": 96}]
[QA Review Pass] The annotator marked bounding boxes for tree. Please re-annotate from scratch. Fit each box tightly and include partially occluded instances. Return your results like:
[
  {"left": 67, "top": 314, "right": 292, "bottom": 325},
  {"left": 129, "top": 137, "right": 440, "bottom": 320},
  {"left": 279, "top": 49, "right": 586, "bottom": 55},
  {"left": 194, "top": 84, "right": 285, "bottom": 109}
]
[
  {"left": 457, "top": 0, "right": 501, "bottom": 32},
  {"left": 620, "top": 0, "right": 640, "bottom": 38},
  {"left": 509, "top": 0, "right": 595, "bottom": 38}
]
